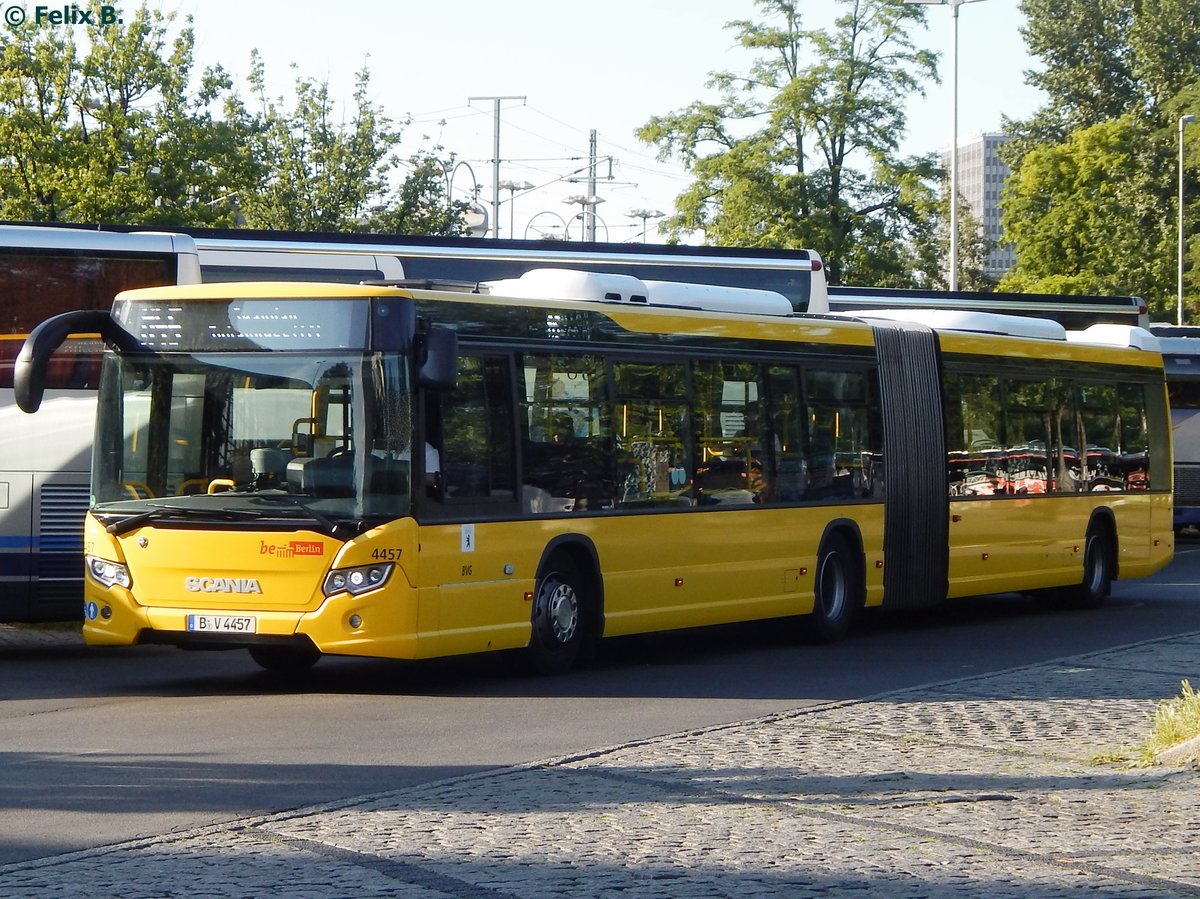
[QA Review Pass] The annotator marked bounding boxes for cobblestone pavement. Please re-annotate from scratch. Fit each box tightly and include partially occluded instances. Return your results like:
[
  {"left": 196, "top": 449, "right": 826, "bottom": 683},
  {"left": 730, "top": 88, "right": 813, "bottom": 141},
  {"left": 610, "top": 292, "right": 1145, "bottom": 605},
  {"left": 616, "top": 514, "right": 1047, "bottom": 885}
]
[{"left": 1, "top": 630, "right": 1197, "bottom": 898}]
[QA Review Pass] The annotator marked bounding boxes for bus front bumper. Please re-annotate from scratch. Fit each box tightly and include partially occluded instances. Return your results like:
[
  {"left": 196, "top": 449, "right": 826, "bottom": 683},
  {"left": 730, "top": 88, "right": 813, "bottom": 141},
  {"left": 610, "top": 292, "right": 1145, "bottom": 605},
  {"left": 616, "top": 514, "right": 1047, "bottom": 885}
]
[{"left": 82, "top": 584, "right": 421, "bottom": 659}]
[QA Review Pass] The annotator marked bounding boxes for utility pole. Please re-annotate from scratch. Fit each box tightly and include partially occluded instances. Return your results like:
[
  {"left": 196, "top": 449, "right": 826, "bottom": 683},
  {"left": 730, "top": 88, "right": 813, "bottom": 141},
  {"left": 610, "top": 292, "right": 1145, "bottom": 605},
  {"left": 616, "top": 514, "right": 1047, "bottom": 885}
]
[
  {"left": 468, "top": 95, "right": 526, "bottom": 238},
  {"left": 586, "top": 130, "right": 598, "bottom": 242}
]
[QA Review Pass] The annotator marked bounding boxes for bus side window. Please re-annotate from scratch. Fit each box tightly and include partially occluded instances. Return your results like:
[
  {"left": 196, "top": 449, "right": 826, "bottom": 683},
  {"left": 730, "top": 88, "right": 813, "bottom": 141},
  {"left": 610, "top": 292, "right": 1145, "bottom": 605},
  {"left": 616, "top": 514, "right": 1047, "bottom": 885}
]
[
  {"left": 519, "top": 353, "right": 613, "bottom": 514},
  {"left": 766, "top": 366, "right": 807, "bottom": 501},
  {"left": 1004, "top": 377, "right": 1088, "bottom": 496},
  {"left": 613, "top": 361, "right": 690, "bottom": 508},
  {"left": 693, "top": 360, "right": 767, "bottom": 505},
  {"left": 1004, "top": 379, "right": 1051, "bottom": 495},
  {"left": 804, "top": 368, "right": 879, "bottom": 501},
  {"left": 1049, "top": 379, "right": 1081, "bottom": 493},
  {"left": 1077, "top": 383, "right": 1124, "bottom": 491},
  {"left": 432, "top": 354, "right": 516, "bottom": 504},
  {"left": 1117, "top": 382, "right": 1150, "bottom": 489},
  {"left": 945, "top": 372, "right": 1003, "bottom": 497}
]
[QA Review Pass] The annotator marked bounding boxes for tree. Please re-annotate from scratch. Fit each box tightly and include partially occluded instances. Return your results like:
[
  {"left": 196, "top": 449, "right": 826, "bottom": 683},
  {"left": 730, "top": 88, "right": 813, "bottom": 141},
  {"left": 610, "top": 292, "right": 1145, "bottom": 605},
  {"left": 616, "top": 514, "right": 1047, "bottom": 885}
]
[
  {"left": 236, "top": 56, "right": 399, "bottom": 231},
  {"left": 0, "top": 5, "right": 469, "bottom": 236},
  {"left": 0, "top": 4, "right": 253, "bottom": 225},
  {"left": 999, "top": 116, "right": 1175, "bottom": 310},
  {"left": 361, "top": 151, "right": 472, "bottom": 237},
  {"left": 0, "top": 20, "right": 80, "bottom": 221},
  {"left": 1008, "top": 0, "right": 1200, "bottom": 159},
  {"left": 1002, "top": 0, "right": 1200, "bottom": 316},
  {"left": 637, "top": 0, "right": 940, "bottom": 285}
]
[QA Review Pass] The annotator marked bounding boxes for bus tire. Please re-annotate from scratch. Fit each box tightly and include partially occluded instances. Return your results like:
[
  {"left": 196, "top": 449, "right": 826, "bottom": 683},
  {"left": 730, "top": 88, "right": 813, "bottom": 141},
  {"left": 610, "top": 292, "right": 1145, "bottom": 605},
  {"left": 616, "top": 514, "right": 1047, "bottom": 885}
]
[
  {"left": 1065, "top": 524, "right": 1115, "bottom": 609},
  {"left": 249, "top": 644, "right": 321, "bottom": 674},
  {"left": 807, "top": 532, "right": 861, "bottom": 643},
  {"left": 1034, "top": 522, "right": 1114, "bottom": 611},
  {"left": 525, "top": 556, "right": 585, "bottom": 675}
]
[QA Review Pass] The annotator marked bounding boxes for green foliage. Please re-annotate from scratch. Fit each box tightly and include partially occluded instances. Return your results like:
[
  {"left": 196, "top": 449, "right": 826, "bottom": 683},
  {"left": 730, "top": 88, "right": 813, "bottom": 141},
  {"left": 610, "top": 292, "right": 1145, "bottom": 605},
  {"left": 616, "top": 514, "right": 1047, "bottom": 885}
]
[
  {"left": 1018, "top": 0, "right": 1138, "bottom": 130},
  {"left": 999, "top": 116, "right": 1176, "bottom": 314},
  {"left": 1136, "top": 680, "right": 1200, "bottom": 765},
  {"left": 1009, "top": 0, "right": 1200, "bottom": 160},
  {"left": 361, "top": 151, "right": 472, "bottom": 237},
  {"left": 237, "top": 56, "right": 399, "bottom": 231},
  {"left": 1005, "top": 1, "right": 1200, "bottom": 318},
  {"left": 0, "top": 2, "right": 467, "bottom": 235},
  {"left": 637, "top": 0, "right": 942, "bottom": 286}
]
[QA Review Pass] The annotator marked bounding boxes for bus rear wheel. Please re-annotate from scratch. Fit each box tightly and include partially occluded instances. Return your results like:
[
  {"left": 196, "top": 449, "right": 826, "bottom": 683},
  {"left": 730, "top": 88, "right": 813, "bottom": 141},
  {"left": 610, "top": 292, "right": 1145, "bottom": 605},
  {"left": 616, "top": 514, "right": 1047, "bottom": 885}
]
[
  {"left": 807, "top": 532, "right": 862, "bottom": 643},
  {"left": 1039, "top": 525, "right": 1114, "bottom": 611},
  {"left": 249, "top": 644, "right": 321, "bottom": 674},
  {"left": 525, "top": 558, "right": 585, "bottom": 675}
]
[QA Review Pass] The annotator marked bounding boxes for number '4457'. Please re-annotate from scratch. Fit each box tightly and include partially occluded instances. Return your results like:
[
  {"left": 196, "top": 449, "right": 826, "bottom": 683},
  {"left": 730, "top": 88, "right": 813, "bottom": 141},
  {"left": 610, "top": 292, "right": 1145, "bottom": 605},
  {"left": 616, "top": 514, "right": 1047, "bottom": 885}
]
[{"left": 371, "top": 548, "right": 402, "bottom": 561}]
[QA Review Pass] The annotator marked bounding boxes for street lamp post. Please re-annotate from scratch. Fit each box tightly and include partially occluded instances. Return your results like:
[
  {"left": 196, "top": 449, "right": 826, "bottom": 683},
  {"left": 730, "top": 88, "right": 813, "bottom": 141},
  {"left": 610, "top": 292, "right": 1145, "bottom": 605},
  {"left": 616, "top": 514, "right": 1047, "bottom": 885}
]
[
  {"left": 498, "top": 179, "right": 534, "bottom": 240},
  {"left": 628, "top": 208, "right": 665, "bottom": 243},
  {"left": 904, "top": 0, "right": 988, "bottom": 292},
  {"left": 444, "top": 160, "right": 487, "bottom": 237},
  {"left": 564, "top": 195, "right": 606, "bottom": 241},
  {"left": 1180, "top": 115, "right": 1196, "bottom": 326}
]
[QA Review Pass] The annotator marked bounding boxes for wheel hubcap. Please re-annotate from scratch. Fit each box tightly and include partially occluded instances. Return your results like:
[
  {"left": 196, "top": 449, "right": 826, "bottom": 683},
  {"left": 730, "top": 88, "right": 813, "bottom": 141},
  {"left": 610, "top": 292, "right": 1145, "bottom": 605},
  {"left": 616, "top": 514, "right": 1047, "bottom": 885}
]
[
  {"left": 1085, "top": 538, "right": 1106, "bottom": 593},
  {"left": 818, "top": 552, "right": 847, "bottom": 620},
  {"left": 540, "top": 579, "right": 578, "bottom": 644}
]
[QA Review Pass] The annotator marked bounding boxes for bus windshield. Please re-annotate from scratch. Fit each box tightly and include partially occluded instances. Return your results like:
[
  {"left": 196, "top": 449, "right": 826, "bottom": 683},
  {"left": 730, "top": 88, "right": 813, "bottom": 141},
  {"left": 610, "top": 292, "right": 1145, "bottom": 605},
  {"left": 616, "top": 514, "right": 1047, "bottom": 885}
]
[{"left": 92, "top": 351, "right": 413, "bottom": 526}]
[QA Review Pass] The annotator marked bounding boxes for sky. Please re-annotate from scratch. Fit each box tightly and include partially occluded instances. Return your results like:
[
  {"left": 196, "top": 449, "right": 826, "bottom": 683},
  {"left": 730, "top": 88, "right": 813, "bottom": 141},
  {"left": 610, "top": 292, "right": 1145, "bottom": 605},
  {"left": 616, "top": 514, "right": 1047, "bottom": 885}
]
[{"left": 163, "top": 0, "right": 1042, "bottom": 243}]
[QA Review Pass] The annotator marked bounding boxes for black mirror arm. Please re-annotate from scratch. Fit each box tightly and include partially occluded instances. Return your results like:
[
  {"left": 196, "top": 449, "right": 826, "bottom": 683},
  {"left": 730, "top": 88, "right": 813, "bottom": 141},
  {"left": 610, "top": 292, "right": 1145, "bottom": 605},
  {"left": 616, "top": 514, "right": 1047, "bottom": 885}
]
[{"left": 14, "top": 310, "right": 138, "bottom": 413}]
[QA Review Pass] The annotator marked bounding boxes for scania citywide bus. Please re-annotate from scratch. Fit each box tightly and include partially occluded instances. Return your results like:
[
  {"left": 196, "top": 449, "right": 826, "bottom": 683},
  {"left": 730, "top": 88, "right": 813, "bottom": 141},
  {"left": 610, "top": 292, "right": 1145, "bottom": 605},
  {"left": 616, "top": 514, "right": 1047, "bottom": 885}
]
[{"left": 14, "top": 272, "right": 1173, "bottom": 671}]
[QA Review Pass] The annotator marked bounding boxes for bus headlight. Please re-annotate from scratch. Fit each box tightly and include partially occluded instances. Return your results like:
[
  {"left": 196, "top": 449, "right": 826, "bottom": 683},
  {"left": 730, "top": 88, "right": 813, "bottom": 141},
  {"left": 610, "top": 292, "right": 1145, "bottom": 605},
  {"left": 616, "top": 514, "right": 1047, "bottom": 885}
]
[
  {"left": 323, "top": 563, "right": 392, "bottom": 597},
  {"left": 86, "top": 555, "right": 131, "bottom": 590}
]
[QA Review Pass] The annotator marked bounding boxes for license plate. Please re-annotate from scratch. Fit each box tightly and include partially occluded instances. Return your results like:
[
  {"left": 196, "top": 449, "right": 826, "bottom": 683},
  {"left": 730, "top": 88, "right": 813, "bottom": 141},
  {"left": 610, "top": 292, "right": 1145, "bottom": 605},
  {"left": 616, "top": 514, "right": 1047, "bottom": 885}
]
[{"left": 186, "top": 615, "right": 257, "bottom": 634}]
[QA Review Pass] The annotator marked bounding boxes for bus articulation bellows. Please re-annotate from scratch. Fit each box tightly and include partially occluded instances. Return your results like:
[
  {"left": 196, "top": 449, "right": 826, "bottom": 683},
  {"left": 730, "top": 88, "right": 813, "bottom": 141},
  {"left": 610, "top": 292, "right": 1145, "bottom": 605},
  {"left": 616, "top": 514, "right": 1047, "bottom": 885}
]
[{"left": 15, "top": 271, "right": 1174, "bottom": 672}]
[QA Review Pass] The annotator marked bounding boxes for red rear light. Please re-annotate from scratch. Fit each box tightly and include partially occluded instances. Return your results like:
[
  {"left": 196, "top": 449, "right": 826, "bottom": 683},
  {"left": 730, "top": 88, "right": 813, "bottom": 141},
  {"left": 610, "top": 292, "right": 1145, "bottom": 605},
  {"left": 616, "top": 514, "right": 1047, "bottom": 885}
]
[{"left": 810, "top": 259, "right": 823, "bottom": 271}]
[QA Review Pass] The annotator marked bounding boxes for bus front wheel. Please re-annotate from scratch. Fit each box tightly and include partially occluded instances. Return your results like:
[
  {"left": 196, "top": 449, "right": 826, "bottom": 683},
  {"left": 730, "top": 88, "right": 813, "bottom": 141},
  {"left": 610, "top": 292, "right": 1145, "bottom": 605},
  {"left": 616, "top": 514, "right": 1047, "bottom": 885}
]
[
  {"left": 525, "top": 558, "right": 585, "bottom": 675},
  {"left": 807, "top": 533, "right": 862, "bottom": 643}
]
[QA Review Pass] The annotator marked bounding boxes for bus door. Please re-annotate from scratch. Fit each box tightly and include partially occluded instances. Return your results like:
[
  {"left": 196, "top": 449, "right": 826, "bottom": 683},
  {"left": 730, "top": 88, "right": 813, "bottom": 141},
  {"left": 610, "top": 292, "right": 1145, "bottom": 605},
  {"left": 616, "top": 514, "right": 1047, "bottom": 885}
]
[
  {"left": 945, "top": 373, "right": 1079, "bottom": 595},
  {"left": 1075, "top": 381, "right": 1155, "bottom": 564}
]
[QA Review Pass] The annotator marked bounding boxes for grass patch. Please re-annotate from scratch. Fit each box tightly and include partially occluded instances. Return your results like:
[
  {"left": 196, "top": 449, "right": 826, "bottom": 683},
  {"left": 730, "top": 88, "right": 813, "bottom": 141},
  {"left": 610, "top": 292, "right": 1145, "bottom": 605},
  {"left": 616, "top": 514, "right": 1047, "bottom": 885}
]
[{"left": 1136, "top": 680, "right": 1200, "bottom": 765}]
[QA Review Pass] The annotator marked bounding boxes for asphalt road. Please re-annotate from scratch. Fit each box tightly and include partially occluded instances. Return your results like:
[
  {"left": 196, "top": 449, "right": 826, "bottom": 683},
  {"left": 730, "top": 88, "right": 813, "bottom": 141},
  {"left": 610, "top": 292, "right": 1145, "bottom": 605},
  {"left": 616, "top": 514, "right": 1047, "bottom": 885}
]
[{"left": 3, "top": 539, "right": 1200, "bottom": 866}]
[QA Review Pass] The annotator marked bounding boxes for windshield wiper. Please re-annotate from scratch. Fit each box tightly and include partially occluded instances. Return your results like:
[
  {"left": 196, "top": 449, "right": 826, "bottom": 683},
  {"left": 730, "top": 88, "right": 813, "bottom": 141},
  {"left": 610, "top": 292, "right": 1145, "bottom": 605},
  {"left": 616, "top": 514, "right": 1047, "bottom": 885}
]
[
  {"left": 245, "top": 494, "right": 340, "bottom": 536},
  {"left": 105, "top": 504, "right": 265, "bottom": 536}
]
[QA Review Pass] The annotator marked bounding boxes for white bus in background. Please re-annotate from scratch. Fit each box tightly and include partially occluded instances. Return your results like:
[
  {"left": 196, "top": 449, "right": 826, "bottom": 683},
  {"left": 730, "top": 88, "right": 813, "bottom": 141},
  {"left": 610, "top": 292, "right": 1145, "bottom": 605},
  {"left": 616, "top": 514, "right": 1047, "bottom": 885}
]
[
  {"left": 0, "top": 226, "right": 201, "bottom": 620},
  {"left": 0, "top": 225, "right": 419, "bottom": 621},
  {"left": 829, "top": 285, "right": 1149, "bottom": 331},
  {"left": 1150, "top": 325, "right": 1200, "bottom": 533},
  {"left": 180, "top": 228, "right": 830, "bottom": 313}
]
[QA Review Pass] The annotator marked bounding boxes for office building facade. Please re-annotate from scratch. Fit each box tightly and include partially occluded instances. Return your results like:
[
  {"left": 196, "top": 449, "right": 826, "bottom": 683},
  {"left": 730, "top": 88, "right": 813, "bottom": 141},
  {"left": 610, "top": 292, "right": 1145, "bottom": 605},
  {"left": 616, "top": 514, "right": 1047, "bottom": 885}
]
[{"left": 941, "top": 132, "right": 1015, "bottom": 281}]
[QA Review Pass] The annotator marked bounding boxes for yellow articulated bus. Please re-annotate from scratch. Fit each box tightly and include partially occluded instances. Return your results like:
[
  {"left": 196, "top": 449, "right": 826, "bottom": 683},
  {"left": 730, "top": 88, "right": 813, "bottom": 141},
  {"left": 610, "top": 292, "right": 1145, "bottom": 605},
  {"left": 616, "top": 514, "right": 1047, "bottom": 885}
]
[{"left": 14, "top": 272, "right": 1174, "bottom": 673}]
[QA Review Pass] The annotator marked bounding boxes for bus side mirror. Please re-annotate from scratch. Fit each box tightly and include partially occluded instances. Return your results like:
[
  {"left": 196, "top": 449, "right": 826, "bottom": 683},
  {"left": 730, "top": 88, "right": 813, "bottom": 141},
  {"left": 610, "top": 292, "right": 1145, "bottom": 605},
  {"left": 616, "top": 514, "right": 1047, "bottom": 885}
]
[
  {"left": 416, "top": 326, "right": 457, "bottom": 391},
  {"left": 14, "top": 310, "right": 120, "bottom": 413}
]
